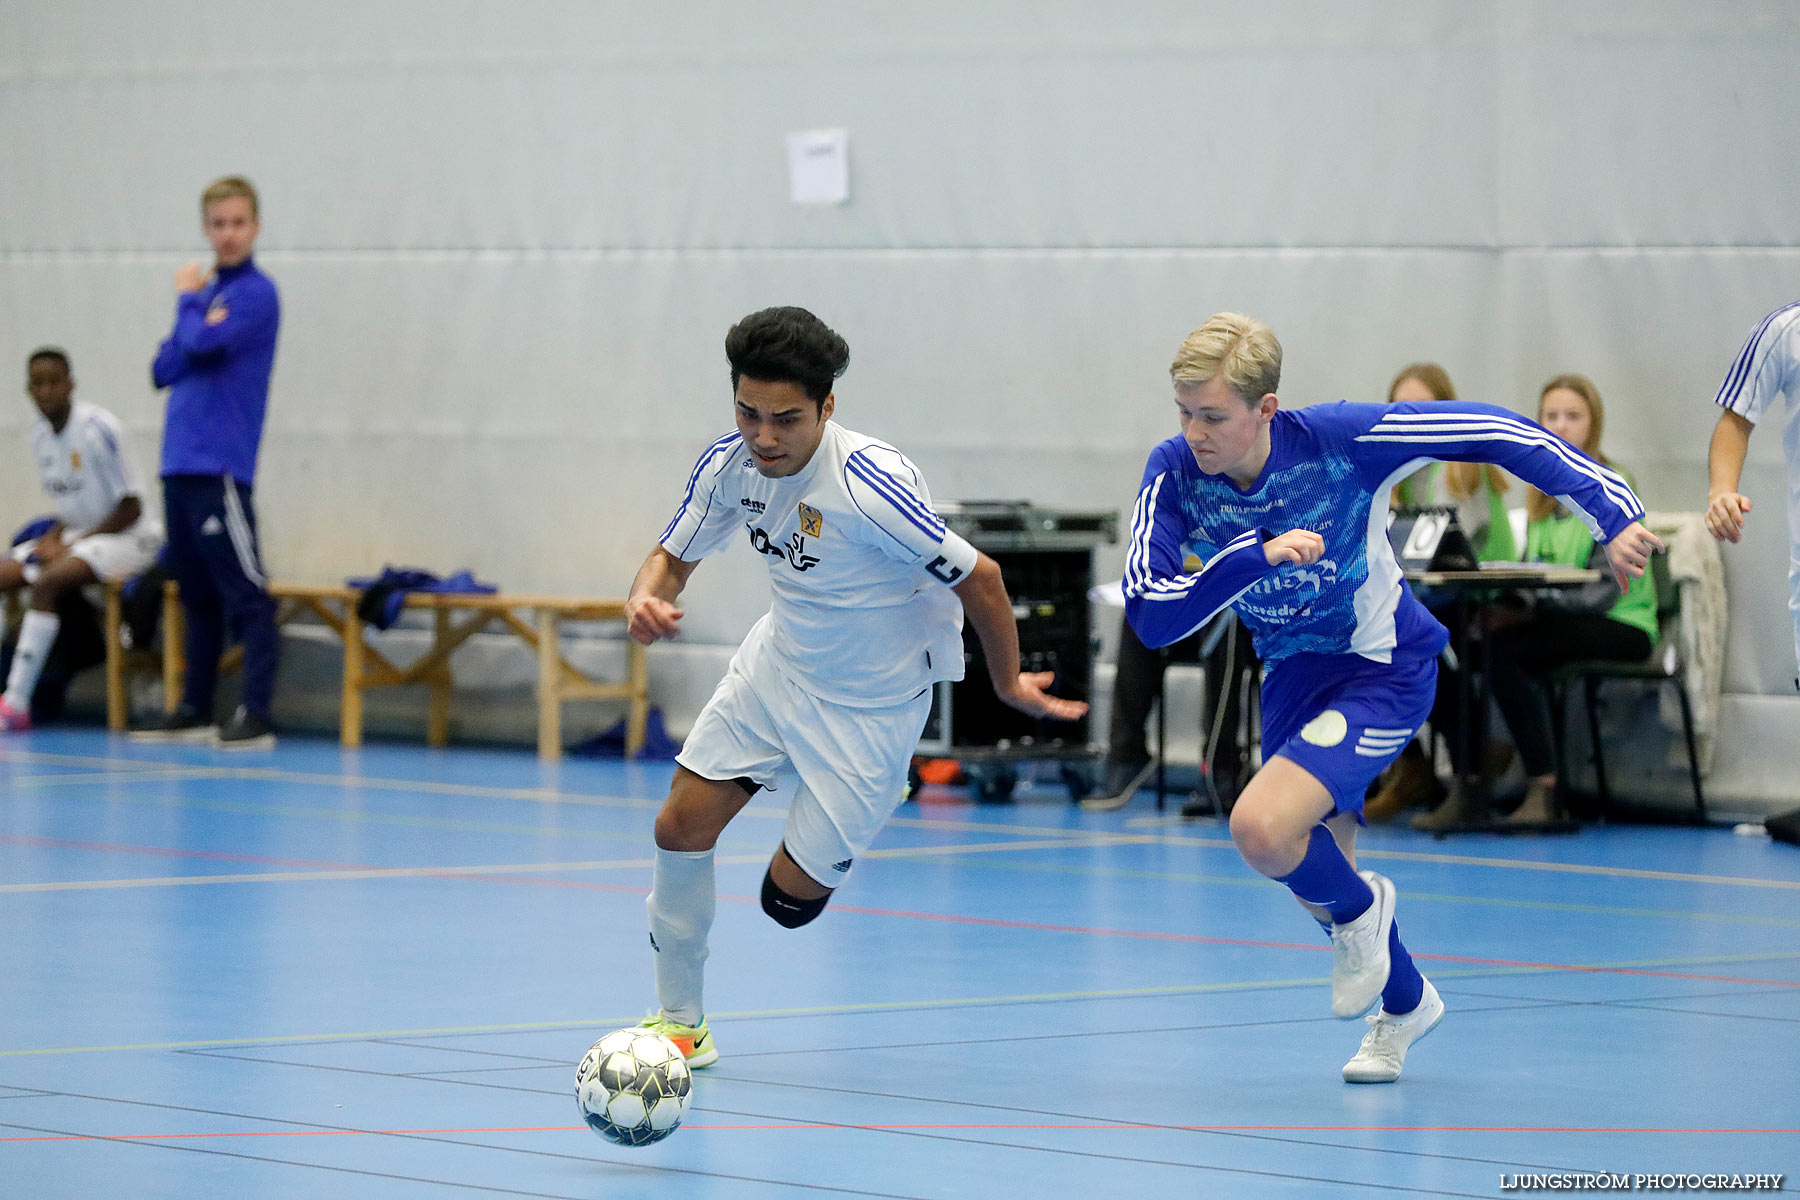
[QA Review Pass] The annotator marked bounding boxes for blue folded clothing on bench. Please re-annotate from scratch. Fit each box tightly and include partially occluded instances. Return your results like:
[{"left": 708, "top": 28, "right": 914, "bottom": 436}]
[{"left": 346, "top": 567, "right": 500, "bottom": 630}]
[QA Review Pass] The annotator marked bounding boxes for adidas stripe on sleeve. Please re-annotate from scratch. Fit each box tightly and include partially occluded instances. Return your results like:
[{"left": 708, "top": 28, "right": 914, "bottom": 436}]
[
  {"left": 659, "top": 432, "right": 746, "bottom": 562},
  {"left": 843, "top": 446, "right": 978, "bottom": 585},
  {"left": 1349, "top": 400, "right": 1644, "bottom": 542},
  {"left": 1714, "top": 302, "right": 1800, "bottom": 425},
  {"left": 1122, "top": 455, "right": 1276, "bottom": 649}
]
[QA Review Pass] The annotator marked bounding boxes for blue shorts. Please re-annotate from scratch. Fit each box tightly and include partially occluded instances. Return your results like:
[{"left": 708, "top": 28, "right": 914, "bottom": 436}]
[{"left": 1260, "top": 651, "right": 1438, "bottom": 820}]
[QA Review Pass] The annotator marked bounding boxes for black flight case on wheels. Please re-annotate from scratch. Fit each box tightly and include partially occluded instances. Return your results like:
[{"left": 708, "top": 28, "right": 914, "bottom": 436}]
[{"left": 914, "top": 501, "right": 1118, "bottom": 802}]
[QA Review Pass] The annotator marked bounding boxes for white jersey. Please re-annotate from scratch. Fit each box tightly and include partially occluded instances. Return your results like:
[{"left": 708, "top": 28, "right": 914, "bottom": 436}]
[
  {"left": 29, "top": 400, "right": 157, "bottom": 536},
  {"left": 660, "top": 420, "right": 981, "bottom": 707},
  {"left": 1715, "top": 300, "right": 1800, "bottom": 489},
  {"left": 1714, "top": 300, "right": 1800, "bottom": 680}
]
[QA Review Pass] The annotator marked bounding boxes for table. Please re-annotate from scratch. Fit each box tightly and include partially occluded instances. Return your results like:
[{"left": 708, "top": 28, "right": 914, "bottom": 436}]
[{"left": 1405, "top": 566, "right": 1601, "bottom": 834}]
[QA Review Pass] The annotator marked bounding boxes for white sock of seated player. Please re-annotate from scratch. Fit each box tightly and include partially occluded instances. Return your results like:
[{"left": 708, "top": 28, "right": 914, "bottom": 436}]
[
  {"left": 647, "top": 846, "right": 715, "bottom": 1025},
  {"left": 3, "top": 609, "right": 60, "bottom": 712}
]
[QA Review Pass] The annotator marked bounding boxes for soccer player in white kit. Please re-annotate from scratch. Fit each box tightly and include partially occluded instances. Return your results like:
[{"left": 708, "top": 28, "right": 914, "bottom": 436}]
[
  {"left": 1, "top": 348, "right": 165, "bottom": 730},
  {"left": 624, "top": 307, "right": 1087, "bottom": 1065},
  {"left": 1706, "top": 300, "right": 1800, "bottom": 687}
]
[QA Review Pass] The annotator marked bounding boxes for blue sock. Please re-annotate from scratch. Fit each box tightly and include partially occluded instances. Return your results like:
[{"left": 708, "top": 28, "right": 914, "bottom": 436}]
[
  {"left": 1380, "top": 919, "right": 1425, "bottom": 1015},
  {"left": 1273, "top": 824, "right": 1373, "bottom": 925}
]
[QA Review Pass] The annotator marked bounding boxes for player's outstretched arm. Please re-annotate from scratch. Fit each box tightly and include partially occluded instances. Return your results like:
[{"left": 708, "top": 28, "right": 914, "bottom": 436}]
[
  {"left": 953, "top": 553, "right": 1088, "bottom": 722},
  {"left": 1603, "top": 521, "right": 1665, "bottom": 592},
  {"left": 625, "top": 546, "right": 697, "bottom": 646},
  {"left": 1705, "top": 409, "right": 1755, "bottom": 543}
]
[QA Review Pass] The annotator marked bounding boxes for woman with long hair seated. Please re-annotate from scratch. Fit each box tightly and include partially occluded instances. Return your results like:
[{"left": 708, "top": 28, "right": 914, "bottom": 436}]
[{"left": 1478, "top": 373, "right": 1657, "bottom": 825}]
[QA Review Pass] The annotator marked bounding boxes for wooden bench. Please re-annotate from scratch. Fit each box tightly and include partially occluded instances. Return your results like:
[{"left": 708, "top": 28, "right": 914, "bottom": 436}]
[{"left": 103, "top": 580, "right": 649, "bottom": 760}]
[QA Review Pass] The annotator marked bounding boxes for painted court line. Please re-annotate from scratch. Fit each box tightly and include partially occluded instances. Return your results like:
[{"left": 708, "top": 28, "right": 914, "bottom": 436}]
[
  {"left": 11, "top": 747, "right": 1798, "bottom": 892},
  {"left": 5, "top": 1121, "right": 1795, "bottom": 1145},
  {"left": 9, "top": 942, "right": 1797, "bottom": 1061},
  {"left": 0, "top": 836, "right": 1151, "bottom": 895}
]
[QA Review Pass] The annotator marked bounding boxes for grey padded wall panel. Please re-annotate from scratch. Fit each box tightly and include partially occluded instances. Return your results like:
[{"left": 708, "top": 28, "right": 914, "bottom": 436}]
[{"left": 3, "top": 1, "right": 1799, "bottom": 692}]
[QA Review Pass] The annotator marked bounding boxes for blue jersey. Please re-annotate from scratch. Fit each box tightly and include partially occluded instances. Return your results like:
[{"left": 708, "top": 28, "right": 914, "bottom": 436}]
[
  {"left": 1124, "top": 400, "right": 1645, "bottom": 666},
  {"left": 152, "top": 258, "right": 281, "bottom": 486}
]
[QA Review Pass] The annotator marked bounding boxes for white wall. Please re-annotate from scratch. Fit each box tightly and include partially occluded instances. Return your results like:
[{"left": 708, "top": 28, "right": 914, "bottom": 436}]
[{"left": 3, "top": 3, "right": 1798, "bottom": 723}]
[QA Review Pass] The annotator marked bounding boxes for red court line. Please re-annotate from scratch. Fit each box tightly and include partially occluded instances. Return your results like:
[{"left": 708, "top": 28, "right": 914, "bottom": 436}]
[
  {"left": 6, "top": 1123, "right": 1795, "bottom": 1143},
  {"left": 10, "top": 835, "right": 1797, "bottom": 987},
  {"left": 821, "top": 901, "right": 1800, "bottom": 989}
]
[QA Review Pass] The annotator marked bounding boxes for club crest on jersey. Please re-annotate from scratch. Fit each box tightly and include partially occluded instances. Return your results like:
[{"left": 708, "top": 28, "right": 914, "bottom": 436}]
[
  {"left": 70, "top": 451, "right": 82, "bottom": 469},
  {"left": 797, "top": 502, "right": 823, "bottom": 538}
]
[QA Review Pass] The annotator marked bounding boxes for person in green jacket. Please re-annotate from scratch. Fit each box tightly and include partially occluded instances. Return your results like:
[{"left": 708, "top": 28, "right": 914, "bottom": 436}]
[{"left": 1483, "top": 374, "right": 1657, "bottom": 824}]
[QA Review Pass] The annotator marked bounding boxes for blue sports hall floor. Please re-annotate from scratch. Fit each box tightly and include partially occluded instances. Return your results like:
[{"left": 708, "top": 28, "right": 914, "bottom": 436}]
[{"left": 3, "top": 729, "right": 1797, "bottom": 1198}]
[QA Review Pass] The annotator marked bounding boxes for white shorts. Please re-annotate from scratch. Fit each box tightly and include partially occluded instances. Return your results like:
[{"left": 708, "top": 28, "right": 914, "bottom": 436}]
[
  {"left": 13, "top": 522, "right": 164, "bottom": 585},
  {"left": 676, "top": 650, "right": 933, "bottom": 889}
]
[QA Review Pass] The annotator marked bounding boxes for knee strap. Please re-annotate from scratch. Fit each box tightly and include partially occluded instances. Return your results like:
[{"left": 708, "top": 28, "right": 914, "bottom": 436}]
[{"left": 761, "top": 869, "right": 831, "bottom": 929}]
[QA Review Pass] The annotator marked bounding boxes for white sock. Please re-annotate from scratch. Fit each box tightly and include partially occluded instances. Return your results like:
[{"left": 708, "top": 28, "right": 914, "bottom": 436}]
[
  {"left": 647, "top": 846, "right": 715, "bottom": 1025},
  {"left": 3, "top": 609, "right": 60, "bottom": 712}
]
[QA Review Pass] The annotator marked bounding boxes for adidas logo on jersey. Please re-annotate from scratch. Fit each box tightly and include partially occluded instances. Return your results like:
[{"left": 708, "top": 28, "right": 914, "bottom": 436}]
[
  {"left": 201, "top": 515, "right": 224, "bottom": 535},
  {"left": 830, "top": 858, "right": 853, "bottom": 874}
]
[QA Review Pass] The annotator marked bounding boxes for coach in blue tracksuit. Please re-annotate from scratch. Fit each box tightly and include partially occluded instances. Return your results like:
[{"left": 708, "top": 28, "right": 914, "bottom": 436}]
[{"left": 132, "top": 175, "right": 281, "bottom": 749}]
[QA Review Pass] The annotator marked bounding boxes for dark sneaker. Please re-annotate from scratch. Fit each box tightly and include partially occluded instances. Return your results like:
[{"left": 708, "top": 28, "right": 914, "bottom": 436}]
[
  {"left": 1079, "top": 757, "right": 1154, "bottom": 812},
  {"left": 128, "top": 706, "right": 217, "bottom": 743},
  {"left": 214, "top": 707, "right": 276, "bottom": 751}
]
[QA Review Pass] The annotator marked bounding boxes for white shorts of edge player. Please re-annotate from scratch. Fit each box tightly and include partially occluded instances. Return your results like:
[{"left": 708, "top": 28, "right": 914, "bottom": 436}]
[
  {"left": 11, "top": 521, "right": 164, "bottom": 586},
  {"left": 676, "top": 648, "right": 933, "bottom": 888}
]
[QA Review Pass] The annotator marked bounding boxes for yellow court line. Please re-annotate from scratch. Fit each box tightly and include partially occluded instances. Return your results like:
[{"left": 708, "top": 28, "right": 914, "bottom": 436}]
[
  {"left": 1139, "top": 825, "right": 1800, "bottom": 892},
  {"left": 960, "top": 859, "right": 1800, "bottom": 928},
  {"left": 7, "top": 769, "right": 244, "bottom": 789},
  {"left": 0, "top": 749, "right": 647, "bottom": 810},
  {"left": 2, "top": 750, "right": 1093, "bottom": 841},
  {"left": 0, "top": 836, "right": 1156, "bottom": 895},
  {"left": 11, "top": 947, "right": 1798, "bottom": 1059},
  {"left": 9, "top": 748, "right": 1798, "bottom": 890}
]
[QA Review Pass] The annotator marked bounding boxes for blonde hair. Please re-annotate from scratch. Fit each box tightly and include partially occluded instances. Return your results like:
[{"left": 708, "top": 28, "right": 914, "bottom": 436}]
[
  {"left": 1170, "top": 312, "right": 1282, "bottom": 404},
  {"left": 1386, "top": 362, "right": 1509, "bottom": 501},
  {"left": 201, "top": 175, "right": 259, "bottom": 219},
  {"left": 1526, "top": 372, "right": 1610, "bottom": 523}
]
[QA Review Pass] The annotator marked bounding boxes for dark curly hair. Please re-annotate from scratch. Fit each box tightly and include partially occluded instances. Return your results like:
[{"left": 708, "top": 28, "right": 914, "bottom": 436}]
[
  {"left": 28, "top": 346, "right": 70, "bottom": 374},
  {"left": 725, "top": 306, "right": 849, "bottom": 406}
]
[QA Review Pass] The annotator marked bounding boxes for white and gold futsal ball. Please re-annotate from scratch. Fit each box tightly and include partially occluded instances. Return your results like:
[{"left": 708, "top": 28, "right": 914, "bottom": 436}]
[{"left": 575, "top": 1027, "right": 693, "bottom": 1146}]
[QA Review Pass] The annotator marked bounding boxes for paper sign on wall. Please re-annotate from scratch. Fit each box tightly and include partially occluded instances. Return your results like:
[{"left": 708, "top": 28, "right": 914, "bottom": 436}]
[{"left": 787, "top": 129, "right": 849, "bottom": 205}]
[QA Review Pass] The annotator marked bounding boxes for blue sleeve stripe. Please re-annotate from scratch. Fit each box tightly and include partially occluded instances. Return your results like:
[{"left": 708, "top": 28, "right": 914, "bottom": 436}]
[
  {"left": 846, "top": 450, "right": 945, "bottom": 534},
  {"left": 659, "top": 433, "right": 740, "bottom": 543},
  {"left": 1715, "top": 302, "right": 1800, "bottom": 413},
  {"left": 1356, "top": 413, "right": 1642, "bottom": 521},
  {"left": 845, "top": 451, "right": 946, "bottom": 540}
]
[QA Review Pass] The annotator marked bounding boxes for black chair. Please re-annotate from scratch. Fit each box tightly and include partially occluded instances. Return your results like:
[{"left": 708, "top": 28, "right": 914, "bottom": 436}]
[{"left": 1547, "top": 550, "right": 1706, "bottom": 822}]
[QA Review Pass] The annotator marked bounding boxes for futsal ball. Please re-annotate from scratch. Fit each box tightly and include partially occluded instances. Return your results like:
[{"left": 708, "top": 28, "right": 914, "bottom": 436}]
[{"left": 574, "top": 1027, "right": 693, "bottom": 1146}]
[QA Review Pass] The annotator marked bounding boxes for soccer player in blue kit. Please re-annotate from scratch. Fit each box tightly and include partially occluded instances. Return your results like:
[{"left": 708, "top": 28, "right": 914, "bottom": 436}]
[{"left": 1125, "top": 313, "right": 1663, "bottom": 1082}]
